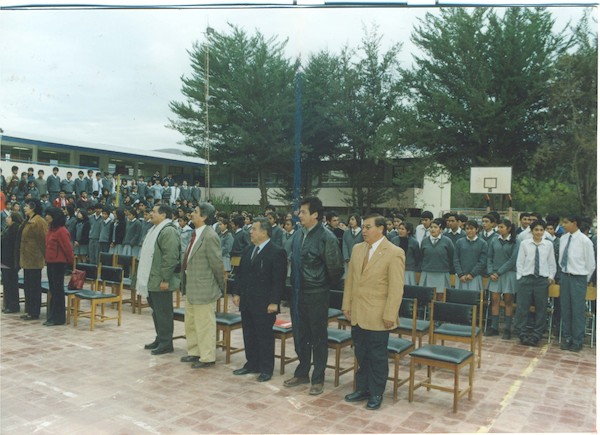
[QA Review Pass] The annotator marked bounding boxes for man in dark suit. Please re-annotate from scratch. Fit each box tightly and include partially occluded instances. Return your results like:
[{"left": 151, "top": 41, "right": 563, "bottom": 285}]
[
  {"left": 232, "top": 217, "right": 287, "bottom": 382},
  {"left": 230, "top": 215, "right": 251, "bottom": 257},
  {"left": 342, "top": 214, "right": 404, "bottom": 410}
]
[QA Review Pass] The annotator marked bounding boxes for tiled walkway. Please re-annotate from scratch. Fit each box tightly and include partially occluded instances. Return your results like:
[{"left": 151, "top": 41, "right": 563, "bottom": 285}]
[{"left": 1, "top": 294, "right": 596, "bottom": 434}]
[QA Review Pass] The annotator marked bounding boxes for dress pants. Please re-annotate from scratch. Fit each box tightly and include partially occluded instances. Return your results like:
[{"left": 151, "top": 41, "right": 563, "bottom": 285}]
[
  {"left": 352, "top": 325, "right": 390, "bottom": 396},
  {"left": 2, "top": 267, "right": 20, "bottom": 311},
  {"left": 241, "top": 310, "right": 276, "bottom": 375},
  {"left": 23, "top": 268, "right": 42, "bottom": 318},
  {"left": 560, "top": 273, "right": 587, "bottom": 347},
  {"left": 47, "top": 263, "right": 66, "bottom": 324},
  {"left": 515, "top": 275, "right": 549, "bottom": 342},
  {"left": 293, "top": 291, "right": 329, "bottom": 384},
  {"left": 88, "top": 238, "right": 99, "bottom": 264},
  {"left": 147, "top": 290, "right": 174, "bottom": 349},
  {"left": 185, "top": 301, "right": 217, "bottom": 362}
]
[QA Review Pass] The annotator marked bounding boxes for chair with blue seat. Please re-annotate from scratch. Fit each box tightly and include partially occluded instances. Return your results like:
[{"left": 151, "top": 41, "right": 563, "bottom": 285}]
[
  {"left": 216, "top": 272, "right": 243, "bottom": 363},
  {"left": 327, "top": 327, "right": 354, "bottom": 387},
  {"left": 400, "top": 285, "right": 435, "bottom": 346},
  {"left": 73, "top": 265, "right": 123, "bottom": 331},
  {"left": 114, "top": 254, "right": 137, "bottom": 313},
  {"left": 273, "top": 318, "right": 297, "bottom": 374},
  {"left": 408, "top": 301, "right": 476, "bottom": 413},
  {"left": 66, "top": 262, "right": 100, "bottom": 325}
]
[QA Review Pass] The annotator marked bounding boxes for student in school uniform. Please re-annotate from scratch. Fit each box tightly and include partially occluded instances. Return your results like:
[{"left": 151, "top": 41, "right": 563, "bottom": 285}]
[
  {"left": 419, "top": 218, "right": 455, "bottom": 300},
  {"left": 485, "top": 219, "right": 520, "bottom": 339},
  {"left": 558, "top": 215, "right": 596, "bottom": 352},
  {"left": 515, "top": 220, "right": 556, "bottom": 346},
  {"left": 516, "top": 212, "right": 531, "bottom": 235},
  {"left": 415, "top": 210, "right": 433, "bottom": 246},
  {"left": 445, "top": 212, "right": 466, "bottom": 246},
  {"left": 342, "top": 214, "right": 363, "bottom": 273},
  {"left": 396, "top": 222, "right": 421, "bottom": 286},
  {"left": 480, "top": 213, "right": 497, "bottom": 244},
  {"left": 122, "top": 208, "right": 142, "bottom": 257},
  {"left": 98, "top": 208, "right": 114, "bottom": 254},
  {"left": 453, "top": 220, "right": 488, "bottom": 291},
  {"left": 219, "top": 217, "right": 234, "bottom": 273}
]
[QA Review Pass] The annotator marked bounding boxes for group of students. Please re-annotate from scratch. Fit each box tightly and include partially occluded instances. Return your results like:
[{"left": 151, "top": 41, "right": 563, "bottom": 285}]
[{"left": 334, "top": 209, "right": 595, "bottom": 351}]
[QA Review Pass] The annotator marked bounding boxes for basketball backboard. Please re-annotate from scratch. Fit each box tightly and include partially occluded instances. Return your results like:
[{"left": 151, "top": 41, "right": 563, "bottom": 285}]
[{"left": 470, "top": 167, "right": 512, "bottom": 194}]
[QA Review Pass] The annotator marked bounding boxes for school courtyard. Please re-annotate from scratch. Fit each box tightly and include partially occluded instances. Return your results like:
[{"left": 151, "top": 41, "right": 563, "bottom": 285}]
[{"left": 0, "top": 294, "right": 596, "bottom": 434}]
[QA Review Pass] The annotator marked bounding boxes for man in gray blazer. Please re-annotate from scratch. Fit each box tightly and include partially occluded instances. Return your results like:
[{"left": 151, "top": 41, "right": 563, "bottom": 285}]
[{"left": 180, "top": 202, "right": 225, "bottom": 368}]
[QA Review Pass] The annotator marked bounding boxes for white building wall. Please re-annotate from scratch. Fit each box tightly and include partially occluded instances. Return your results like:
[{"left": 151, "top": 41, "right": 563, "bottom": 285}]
[{"left": 413, "top": 171, "right": 451, "bottom": 218}]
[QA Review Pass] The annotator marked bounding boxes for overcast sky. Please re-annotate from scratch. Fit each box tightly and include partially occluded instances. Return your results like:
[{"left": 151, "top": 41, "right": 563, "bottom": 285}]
[{"left": 0, "top": 5, "right": 593, "bottom": 153}]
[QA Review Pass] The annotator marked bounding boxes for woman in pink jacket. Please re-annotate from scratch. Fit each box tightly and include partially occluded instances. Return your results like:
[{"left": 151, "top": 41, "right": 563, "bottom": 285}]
[{"left": 45, "top": 207, "right": 74, "bottom": 326}]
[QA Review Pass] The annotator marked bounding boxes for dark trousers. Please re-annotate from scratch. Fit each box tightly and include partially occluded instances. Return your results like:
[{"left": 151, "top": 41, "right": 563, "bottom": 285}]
[
  {"left": 47, "top": 263, "right": 66, "bottom": 324},
  {"left": 241, "top": 310, "right": 276, "bottom": 375},
  {"left": 23, "top": 268, "right": 42, "bottom": 318},
  {"left": 89, "top": 239, "right": 99, "bottom": 264},
  {"left": 560, "top": 273, "right": 587, "bottom": 347},
  {"left": 515, "top": 275, "right": 549, "bottom": 343},
  {"left": 2, "top": 267, "right": 20, "bottom": 311},
  {"left": 293, "top": 291, "right": 329, "bottom": 384},
  {"left": 148, "top": 291, "right": 174, "bottom": 348},
  {"left": 352, "top": 325, "right": 390, "bottom": 396}
]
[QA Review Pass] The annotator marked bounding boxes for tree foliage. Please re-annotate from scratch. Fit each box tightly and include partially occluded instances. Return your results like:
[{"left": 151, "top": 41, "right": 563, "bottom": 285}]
[
  {"left": 168, "top": 24, "right": 299, "bottom": 207},
  {"left": 402, "top": 8, "right": 570, "bottom": 179}
]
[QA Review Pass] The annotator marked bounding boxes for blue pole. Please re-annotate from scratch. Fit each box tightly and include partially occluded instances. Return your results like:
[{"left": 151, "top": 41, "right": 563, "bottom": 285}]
[{"left": 293, "top": 73, "right": 302, "bottom": 222}]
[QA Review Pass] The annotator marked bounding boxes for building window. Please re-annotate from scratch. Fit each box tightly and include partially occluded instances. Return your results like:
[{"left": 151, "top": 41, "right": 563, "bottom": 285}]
[
  {"left": 38, "top": 149, "right": 70, "bottom": 165},
  {"left": 1, "top": 145, "right": 33, "bottom": 162},
  {"left": 79, "top": 154, "right": 99, "bottom": 169},
  {"left": 321, "top": 170, "right": 349, "bottom": 187}
]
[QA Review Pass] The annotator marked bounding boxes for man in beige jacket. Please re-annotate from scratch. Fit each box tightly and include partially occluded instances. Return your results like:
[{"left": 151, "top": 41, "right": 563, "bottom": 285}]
[
  {"left": 342, "top": 214, "right": 404, "bottom": 410},
  {"left": 180, "top": 202, "right": 224, "bottom": 368}
]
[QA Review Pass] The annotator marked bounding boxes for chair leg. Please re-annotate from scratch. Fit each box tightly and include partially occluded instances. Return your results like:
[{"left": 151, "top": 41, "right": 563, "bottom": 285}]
[
  {"left": 477, "top": 335, "right": 482, "bottom": 368},
  {"left": 334, "top": 346, "right": 341, "bottom": 387},
  {"left": 408, "top": 358, "right": 415, "bottom": 403},
  {"left": 224, "top": 329, "right": 231, "bottom": 364},
  {"left": 280, "top": 334, "right": 286, "bottom": 375},
  {"left": 131, "top": 289, "right": 137, "bottom": 313},
  {"left": 393, "top": 355, "right": 400, "bottom": 401},
  {"left": 453, "top": 365, "right": 459, "bottom": 414},
  {"left": 118, "top": 301, "right": 122, "bottom": 326},
  {"left": 90, "top": 302, "right": 96, "bottom": 331},
  {"left": 73, "top": 298, "right": 79, "bottom": 327}
]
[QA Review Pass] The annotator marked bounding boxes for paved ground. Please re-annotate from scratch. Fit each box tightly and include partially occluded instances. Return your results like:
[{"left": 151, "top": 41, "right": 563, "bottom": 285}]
[{"left": 0, "top": 290, "right": 596, "bottom": 435}]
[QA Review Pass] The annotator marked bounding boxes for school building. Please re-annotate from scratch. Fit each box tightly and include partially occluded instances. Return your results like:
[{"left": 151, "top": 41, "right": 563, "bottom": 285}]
[{"left": 0, "top": 132, "right": 451, "bottom": 216}]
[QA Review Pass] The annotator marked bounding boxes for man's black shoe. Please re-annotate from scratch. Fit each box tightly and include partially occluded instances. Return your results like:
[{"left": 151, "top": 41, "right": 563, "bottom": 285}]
[
  {"left": 181, "top": 355, "right": 200, "bottom": 363},
  {"left": 484, "top": 328, "right": 499, "bottom": 337},
  {"left": 257, "top": 373, "right": 272, "bottom": 382},
  {"left": 23, "top": 315, "right": 39, "bottom": 321},
  {"left": 366, "top": 395, "right": 383, "bottom": 410},
  {"left": 233, "top": 367, "right": 258, "bottom": 376},
  {"left": 560, "top": 341, "right": 571, "bottom": 351},
  {"left": 192, "top": 361, "right": 215, "bottom": 369},
  {"left": 151, "top": 346, "right": 174, "bottom": 355},
  {"left": 345, "top": 391, "right": 370, "bottom": 402},
  {"left": 569, "top": 343, "right": 583, "bottom": 352},
  {"left": 144, "top": 341, "right": 159, "bottom": 350}
]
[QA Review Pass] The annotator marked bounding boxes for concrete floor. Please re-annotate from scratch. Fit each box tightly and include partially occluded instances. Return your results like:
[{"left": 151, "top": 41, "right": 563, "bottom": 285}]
[{"left": 0, "top": 290, "right": 596, "bottom": 435}]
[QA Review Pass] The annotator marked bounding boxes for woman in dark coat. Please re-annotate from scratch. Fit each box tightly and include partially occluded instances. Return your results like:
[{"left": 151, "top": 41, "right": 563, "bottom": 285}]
[{"left": 1, "top": 212, "right": 24, "bottom": 313}]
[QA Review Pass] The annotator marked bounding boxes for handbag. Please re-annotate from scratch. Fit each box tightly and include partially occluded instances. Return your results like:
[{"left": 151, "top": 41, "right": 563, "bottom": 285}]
[{"left": 68, "top": 269, "right": 86, "bottom": 290}]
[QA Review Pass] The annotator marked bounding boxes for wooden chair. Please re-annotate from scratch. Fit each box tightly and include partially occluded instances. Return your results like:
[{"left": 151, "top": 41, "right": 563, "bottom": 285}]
[
  {"left": 402, "top": 285, "right": 435, "bottom": 346},
  {"left": 547, "top": 284, "right": 561, "bottom": 344},
  {"left": 115, "top": 254, "right": 137, "bottom": 313},
  {"left": 99, "top": 252, "right": 115, "bottom": 268},
  {"left": 585, "top": 284, "right": 596, "bottom": 348},
  {"left": 409, "top": 301, "right": 476, "bottom": 413},
  {"left": 216, "top": 272, "right": 243, "bottom": 363},
  {"left": 441, "top": 288, "right": 484, "bottom": 368},
  {"left": 73, "top": 265, "right": 123, "bottom": 331},
  {"left": 326, "top": 327, "right": 353, "bottom": 387},
  {"left": 273, "top": 318, "right": 297, "bottom": 375},
  {"left": 66, "top": 262, "right": 100, "bottom": 325}
]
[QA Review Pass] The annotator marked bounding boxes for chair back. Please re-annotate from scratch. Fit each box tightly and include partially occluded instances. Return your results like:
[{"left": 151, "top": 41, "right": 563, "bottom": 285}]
[
  {"left": 99, "top": 265, "right": 124, "bottom": 295},
  {"left": 115, "top": 254, "right": 136, "bottom": 278},
  {"left": 403, "top": 285, "right": 435, "bottom": 319},
  {"left": 399, "top": 297, "right": 418, "bottom": 344},
  {"left": 548, "top": 284, "right": 560, "bottom": 299},
  {"left": 586, "top": 284, "right": 597, "bottom": 301},
  {"left": 445, "top": 288, "right": 484, "bottom": 330},
  {"left": 329, "top": 290, "right": 344, "bottom": 310},
  {"left": 230, "top": 256, "right": 241, "bottom": 267},
  {"left": 99, "top": 252, "right": 115, "bottom": 267},
  {"left": 75, "top": 262, "right": 100, "bottom": 289},
  {"left": 432, "top": 301, "right": 476, "bottom": 326}
]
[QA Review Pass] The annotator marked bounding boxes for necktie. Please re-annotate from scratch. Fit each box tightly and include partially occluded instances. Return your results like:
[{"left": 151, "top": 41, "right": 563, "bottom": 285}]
[
  {"left": 560, "top": 234, "right": 572, "bottom": 272},
  {"left": 251, "top": 246, "right": 260, "bottom": 261},
  {"left": 362, "top": 244, "right": 371, "bottom": 272},
  {"left": 534, "top": 244, "right": 540, "bottom": 277},
  {"left": 432, "top": 238, "right": 438, "bottom": 246},
  {"left": 183, "top": 231, "right": 197, "bottom": 271}
]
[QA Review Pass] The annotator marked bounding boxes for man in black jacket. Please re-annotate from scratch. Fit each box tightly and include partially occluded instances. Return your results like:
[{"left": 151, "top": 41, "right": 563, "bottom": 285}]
[
  {"left": 284, "top": 196, "right": 344, "bottom": 396},
  {"left": 232, "top": 217, "right": 287, "bottom": 382}
]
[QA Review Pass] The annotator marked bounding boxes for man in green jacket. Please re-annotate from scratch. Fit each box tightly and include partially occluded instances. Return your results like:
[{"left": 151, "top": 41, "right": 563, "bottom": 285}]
[{"left": 138, "top": 204, "right": 181, "bottom": 355}]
